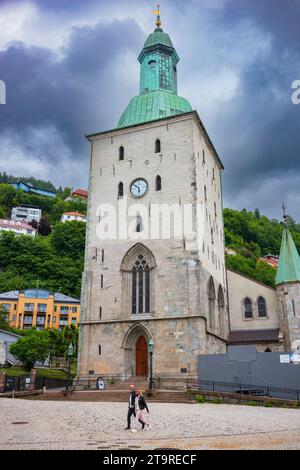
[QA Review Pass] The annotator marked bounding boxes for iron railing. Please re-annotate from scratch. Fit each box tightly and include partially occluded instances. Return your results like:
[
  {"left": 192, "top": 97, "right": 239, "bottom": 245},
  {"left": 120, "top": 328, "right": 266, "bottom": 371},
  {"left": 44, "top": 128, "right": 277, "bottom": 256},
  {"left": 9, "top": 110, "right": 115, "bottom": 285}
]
[
  {"left": 189, "top": 378, "right": 300, "bottom": 402},
  {"left": 3, "top": 375, "right": 73, "bottom": 392}
]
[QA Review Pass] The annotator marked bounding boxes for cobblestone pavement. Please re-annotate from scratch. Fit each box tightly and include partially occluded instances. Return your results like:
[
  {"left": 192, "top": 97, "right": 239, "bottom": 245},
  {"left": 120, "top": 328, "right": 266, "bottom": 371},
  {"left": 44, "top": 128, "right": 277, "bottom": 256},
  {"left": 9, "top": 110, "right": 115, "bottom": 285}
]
[{"left": 1, "top": 398, "right": 300, "bottom": 450}]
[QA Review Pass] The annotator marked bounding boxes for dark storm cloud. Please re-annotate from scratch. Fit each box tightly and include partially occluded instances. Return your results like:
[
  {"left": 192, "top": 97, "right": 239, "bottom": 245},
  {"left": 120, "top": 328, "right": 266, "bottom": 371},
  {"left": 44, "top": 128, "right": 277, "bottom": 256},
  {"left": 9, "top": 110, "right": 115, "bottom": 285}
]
[
  {"left": 0, "top": 18, "right": 143, "bottom": 183},
  {"left": 0, "top": 0, "right": 299, "bottom": 219}
]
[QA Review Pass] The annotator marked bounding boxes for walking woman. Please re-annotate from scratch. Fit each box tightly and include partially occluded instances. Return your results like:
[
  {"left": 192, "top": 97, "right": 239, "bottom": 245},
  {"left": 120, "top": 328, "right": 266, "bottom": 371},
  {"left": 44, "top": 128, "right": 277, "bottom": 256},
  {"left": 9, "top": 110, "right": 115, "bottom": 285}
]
[{"left": 132, "top": 390, "right": 150, "bottom": 432}]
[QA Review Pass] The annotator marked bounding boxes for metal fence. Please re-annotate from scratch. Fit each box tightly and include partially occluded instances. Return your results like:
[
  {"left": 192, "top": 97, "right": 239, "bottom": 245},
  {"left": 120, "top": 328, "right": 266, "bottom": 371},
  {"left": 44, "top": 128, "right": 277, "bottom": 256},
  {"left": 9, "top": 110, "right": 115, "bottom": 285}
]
[
  {"left": 4, "top": 375, "right": 72, "bottom": 392},
  {"left": 191, "top": 379, "right": 300, "bottom": 402}
]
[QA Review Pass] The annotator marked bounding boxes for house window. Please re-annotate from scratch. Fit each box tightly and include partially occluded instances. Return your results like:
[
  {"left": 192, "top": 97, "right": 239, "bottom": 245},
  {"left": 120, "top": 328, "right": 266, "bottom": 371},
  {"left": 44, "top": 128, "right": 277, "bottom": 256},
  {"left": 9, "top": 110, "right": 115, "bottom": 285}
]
[
  {"left": 156, "top": 175, "right": 162, "bottom": 191},
  {"left": 258, "top": 296, "right": 267, "bottom": 317},
  {"left": 119, "top": 146, "right": 124, "bottom": 161},
  {"left": 72, "top": 306, "right": 77, "bottom": 313},
  {"left": 118, "top": 182, "right": 124, "bottom": 198},
  {"left": 244, "top": 298, "right": 253, "bottom": 319},
  {"left": 155, "top": 139, "right": 161, "bottom": 153}
]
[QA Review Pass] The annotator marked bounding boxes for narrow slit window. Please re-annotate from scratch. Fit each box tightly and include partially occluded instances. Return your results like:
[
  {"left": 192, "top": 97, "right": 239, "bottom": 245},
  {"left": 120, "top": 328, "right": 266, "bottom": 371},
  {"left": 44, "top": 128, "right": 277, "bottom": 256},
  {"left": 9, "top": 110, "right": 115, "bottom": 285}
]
[
  {"left": 101, "top": 249, "right": 104, "bottom": 263},
  {"left": 155, "top": 139, "right": 161, "bottom": 153},
  {"left": 98, "top": 345, "right": 101, "bottom": 355},
  {"left": 118, "top": 182, "right": 124, "bottom": 198},
  {"left": 156, "top": 175, "right": 162, "bottom": 191},
  {"left": 119, "top": 146, "right": 124, "bottom": 161},
  {"left": 136, "top": 215, "right": 143, "bottom": 233},
  {"left": 99, "top": 306, "right": 102, "bottom": 319},
  {"left": 101, "top": 275, "right": 103, "bottom": 288}
]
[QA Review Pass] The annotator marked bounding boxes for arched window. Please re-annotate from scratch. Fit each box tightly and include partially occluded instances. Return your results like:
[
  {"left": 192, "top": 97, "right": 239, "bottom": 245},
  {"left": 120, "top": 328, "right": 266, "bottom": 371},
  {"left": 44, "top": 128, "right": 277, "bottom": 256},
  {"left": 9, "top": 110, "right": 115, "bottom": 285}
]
[
  {"left": 121, "top": 244, "right": 156, "bottom": 316},
  {"left": 119, "top": 146, "right": 124, "bottom": 161},
  {"left": 132, "top": 255, "right": 150, "bottom": 314},
  {"left": 148, "top": 60, "right": 156, "bottom": 68},
  {"left": 218, "top": 285, "right": 225, "bottom": 336},
  {"left": 208, "top": 277, "right": 216, "bottom": 330},
  {"left": 258, "top": 296, "right": 267, "bottom": 317},
  {"left": 156, "top": 175, "right": 162, "bottom": 191},
  {"left": 155, "top": 139, "right": 161, "bottom": 153},
  {"left": 118, "top": 182, "right": 124, "bottom": 198},
  {"left": 244, "top": 298, "right": 253, "bottom": 319}
]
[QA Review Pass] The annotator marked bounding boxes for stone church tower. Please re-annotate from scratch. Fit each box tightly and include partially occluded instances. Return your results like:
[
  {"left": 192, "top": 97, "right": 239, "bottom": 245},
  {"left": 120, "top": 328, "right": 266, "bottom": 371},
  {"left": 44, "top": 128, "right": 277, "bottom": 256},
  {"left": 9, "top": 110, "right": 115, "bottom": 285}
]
[
  {"left": 276, "top": 222, "right": 300, "bottom": 351},
  {"left": 76, "top": 13, "right": 229, "bottom": 388}
]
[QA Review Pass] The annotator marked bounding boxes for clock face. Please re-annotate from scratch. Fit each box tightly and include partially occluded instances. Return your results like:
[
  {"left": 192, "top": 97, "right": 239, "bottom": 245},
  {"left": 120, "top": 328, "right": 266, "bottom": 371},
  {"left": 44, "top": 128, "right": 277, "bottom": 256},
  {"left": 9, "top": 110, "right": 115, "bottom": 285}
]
[{"left": 130, "top": 178, "right": 148, "bottom": 198}]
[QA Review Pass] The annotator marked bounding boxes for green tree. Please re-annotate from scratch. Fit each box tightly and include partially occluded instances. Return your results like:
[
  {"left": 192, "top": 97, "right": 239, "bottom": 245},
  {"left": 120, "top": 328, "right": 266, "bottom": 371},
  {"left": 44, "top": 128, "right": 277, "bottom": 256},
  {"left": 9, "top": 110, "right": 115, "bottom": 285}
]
[
  {"left": 9, "top": 331, "right": 49, "bottom": 370},
  {"left": 0, "top": 307, "right": 10, "bottom": 331}
]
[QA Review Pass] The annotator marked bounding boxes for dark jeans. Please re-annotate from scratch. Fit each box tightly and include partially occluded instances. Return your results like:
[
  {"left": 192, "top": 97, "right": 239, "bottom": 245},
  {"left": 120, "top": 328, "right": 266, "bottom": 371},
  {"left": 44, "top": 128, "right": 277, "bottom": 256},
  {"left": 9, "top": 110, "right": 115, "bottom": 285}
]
[{"left": 127, "top": 406, "right": 136, "bottom": 428}]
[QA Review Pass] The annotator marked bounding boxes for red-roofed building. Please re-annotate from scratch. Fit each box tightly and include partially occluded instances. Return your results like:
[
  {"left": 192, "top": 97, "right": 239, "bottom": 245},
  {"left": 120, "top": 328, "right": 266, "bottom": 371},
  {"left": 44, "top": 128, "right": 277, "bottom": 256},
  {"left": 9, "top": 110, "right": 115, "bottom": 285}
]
[
  {"left": 61, "top": 212, "right": 87, "bottom": 223},
  {"left": 0, "top": 219, "right": 36, "bottom": 237},
  {"left": 65, "top": 188, "right": 88, "bottom": 201},
  {"left": 259, "top": 254, "right": 279, "bottom": 268}
]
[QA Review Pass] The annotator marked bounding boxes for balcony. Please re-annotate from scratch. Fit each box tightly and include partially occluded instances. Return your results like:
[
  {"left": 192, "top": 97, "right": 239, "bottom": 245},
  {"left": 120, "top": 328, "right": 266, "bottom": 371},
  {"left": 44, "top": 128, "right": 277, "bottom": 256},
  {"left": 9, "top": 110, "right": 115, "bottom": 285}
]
[
  {"left": 37, "top": 306, "right": 47, "bottom": 313},
  {"left": 24, "top": 305, "right": 34, "bottom": 312},
  {"left": 36, "top": 316, "right": 45, "bottom": 325}
]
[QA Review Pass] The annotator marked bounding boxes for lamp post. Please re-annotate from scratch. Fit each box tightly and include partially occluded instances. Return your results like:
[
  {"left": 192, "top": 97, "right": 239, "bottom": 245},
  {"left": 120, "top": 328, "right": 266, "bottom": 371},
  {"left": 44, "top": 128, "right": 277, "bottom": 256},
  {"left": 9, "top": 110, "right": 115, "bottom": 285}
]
[
  {"left": 148, "top": 339, "right": 154, "bottom": 391},
  {"left": 66, "top": 343, "right": 73, "bottom": 391}
]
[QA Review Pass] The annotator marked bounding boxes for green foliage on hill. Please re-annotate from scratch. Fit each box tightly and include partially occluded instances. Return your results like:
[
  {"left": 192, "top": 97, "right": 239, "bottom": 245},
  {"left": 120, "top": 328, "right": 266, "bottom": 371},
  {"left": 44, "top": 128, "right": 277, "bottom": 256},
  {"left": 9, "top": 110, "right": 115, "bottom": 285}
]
[
  {"left": 0, "top": 172, "right": 57, "bottom": 193},
  {"left": 224, "top": 208, "right": 300, "bottom": 287},
  {"left": 0, "top": 183, "right": 86, "bottom": 225}
]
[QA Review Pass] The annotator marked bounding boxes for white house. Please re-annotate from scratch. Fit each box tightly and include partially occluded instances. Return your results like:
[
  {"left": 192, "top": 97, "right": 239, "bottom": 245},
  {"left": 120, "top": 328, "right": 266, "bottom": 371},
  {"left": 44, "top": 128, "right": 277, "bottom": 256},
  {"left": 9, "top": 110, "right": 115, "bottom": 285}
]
[
  {"left": 61, "top": 212, "right": 87, "bottom": 223},
  {"left": 0, "top": 219, "right": 36, "bottom": 237}
]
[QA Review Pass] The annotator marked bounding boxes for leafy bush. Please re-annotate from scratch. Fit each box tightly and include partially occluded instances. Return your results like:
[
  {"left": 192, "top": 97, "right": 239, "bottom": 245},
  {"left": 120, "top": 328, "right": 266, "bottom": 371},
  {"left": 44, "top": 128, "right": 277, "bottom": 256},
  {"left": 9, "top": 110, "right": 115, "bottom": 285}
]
[{"left": 195, "top": 394, "right": 205, "bottom": 403}]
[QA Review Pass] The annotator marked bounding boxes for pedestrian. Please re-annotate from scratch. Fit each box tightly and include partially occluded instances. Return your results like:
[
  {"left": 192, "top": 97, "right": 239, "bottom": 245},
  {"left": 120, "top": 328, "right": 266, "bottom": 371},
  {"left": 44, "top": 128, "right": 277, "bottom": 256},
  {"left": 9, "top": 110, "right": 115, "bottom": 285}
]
[
  {"left": 132, "top": 389, "right": 150, "bottom": 432},
  {"left": 124, "top": 384, "right": 136, "bottom": 430}
]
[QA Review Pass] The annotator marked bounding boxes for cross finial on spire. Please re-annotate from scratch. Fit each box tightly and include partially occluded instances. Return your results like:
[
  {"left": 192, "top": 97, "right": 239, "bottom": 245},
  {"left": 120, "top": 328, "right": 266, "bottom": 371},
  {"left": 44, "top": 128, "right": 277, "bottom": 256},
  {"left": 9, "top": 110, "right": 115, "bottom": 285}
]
[
  {"left": 153, "top": 4, "right": 161, "bottom": 29},
  {"left": 282, "top": 201, "right": 289, "bottom": 228}
]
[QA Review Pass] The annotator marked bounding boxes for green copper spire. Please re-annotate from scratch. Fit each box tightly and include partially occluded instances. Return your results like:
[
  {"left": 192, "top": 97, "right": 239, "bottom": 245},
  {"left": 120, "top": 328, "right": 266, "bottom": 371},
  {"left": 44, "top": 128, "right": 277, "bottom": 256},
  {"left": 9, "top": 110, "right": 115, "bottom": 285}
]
[
  {"left": 275, "top": 227, "right": 300, "bottom": 285},
  {"left": 117, "top": 11, "right": 192, "bottom": 128}
]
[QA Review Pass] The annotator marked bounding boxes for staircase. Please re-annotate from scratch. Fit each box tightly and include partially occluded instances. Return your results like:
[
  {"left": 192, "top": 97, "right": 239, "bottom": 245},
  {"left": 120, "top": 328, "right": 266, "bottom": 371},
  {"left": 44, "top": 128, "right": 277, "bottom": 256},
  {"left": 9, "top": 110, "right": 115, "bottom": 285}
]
[{"left": 106, "top": 377, "right": 148, "bottom": 391}]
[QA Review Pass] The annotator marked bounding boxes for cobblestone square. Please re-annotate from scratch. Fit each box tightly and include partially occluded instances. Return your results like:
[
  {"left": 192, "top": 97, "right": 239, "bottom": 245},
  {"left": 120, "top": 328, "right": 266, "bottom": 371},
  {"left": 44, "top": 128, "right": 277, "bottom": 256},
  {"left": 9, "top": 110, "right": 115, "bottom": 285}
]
[{"left": 1, "top": 398, "right": 300, "bottom": 450}]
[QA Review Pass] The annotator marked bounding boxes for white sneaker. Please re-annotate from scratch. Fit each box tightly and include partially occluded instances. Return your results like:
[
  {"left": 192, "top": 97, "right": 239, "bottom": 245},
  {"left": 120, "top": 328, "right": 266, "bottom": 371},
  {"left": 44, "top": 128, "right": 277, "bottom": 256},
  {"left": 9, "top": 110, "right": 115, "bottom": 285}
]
[{"left": 131, "top": 428, "right": 137, "bottom": 433}]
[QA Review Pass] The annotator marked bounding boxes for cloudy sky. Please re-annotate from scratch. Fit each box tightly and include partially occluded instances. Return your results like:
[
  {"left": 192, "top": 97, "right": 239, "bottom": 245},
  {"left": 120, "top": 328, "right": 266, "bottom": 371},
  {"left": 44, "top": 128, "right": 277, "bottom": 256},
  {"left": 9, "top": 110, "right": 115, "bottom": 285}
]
[{"left": 0, "top": 0, "right": 299, "bottom": 220}]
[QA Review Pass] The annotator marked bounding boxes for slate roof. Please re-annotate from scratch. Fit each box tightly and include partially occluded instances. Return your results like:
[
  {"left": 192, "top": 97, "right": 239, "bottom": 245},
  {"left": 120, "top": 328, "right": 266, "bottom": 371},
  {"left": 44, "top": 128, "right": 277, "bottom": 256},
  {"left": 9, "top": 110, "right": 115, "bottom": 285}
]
[{"left": 228, "top": 329, "right": 280, "bottom": 344}]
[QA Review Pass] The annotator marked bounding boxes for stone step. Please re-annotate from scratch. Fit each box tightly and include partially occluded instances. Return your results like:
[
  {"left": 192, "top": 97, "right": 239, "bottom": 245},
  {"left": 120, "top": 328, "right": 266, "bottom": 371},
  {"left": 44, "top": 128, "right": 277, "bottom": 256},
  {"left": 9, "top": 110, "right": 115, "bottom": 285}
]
[{"left": 32, "top": 389, "right": 192, "bottom": 404}]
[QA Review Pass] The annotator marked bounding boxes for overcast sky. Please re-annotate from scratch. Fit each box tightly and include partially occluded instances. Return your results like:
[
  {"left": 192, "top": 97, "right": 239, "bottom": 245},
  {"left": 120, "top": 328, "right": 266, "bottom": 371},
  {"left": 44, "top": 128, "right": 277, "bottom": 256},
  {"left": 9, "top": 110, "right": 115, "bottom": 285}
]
[{"left": 0, "top": 0, "right": 299, "bottom": 220}]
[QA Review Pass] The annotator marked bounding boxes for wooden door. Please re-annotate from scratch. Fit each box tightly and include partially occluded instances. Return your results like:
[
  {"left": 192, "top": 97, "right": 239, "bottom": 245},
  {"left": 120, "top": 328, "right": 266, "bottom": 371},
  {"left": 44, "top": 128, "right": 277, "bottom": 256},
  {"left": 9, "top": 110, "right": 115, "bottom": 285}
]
[{"left": 136, "top": 336, "right": 148, "bottom": 376}]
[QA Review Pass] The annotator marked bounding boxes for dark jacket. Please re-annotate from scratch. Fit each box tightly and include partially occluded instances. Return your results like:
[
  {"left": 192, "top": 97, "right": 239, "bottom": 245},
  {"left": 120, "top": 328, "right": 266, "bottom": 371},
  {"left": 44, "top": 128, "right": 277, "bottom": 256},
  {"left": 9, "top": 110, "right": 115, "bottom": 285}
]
[
  {"left": 128, "top": 390, "right": 136, "bottom": 408},
  {"left": 137, "top": 394, "right": 149, "bottom": 413}
]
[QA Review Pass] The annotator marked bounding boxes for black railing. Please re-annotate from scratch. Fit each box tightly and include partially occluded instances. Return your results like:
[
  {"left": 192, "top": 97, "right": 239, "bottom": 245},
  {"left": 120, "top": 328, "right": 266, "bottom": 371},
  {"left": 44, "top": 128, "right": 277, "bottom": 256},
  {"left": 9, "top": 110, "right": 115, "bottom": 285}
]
[
  {"left": 4, "top": 375, "right": 73, "bottom": 392},
  {"left": 35, "top": 376, "right": 73, "bottom": 390},
  {"left": 190, "top": 379, "right": 300, "bottom": 402}
]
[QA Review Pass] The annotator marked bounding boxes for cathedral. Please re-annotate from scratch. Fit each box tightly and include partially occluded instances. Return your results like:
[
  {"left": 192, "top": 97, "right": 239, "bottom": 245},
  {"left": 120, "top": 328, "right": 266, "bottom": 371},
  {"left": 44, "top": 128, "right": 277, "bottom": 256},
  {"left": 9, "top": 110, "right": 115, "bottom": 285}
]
[{"left": 76, "top": 13, "right": 300, "bottom": 389}]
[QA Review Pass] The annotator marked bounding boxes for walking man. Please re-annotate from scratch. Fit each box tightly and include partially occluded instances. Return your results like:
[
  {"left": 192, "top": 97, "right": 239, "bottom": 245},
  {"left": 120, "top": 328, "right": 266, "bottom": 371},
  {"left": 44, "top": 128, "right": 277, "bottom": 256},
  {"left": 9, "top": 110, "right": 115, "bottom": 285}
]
[{"left": 125, "top": 384, "right": 136, "bottom": 430}]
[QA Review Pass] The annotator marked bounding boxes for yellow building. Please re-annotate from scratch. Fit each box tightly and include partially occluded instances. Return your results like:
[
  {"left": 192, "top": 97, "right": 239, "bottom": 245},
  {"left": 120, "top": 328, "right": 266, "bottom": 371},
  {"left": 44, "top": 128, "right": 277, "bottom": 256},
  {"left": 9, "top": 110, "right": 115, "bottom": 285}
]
[{"left": 0, "top": 289, "right": 80, "bottom": 331}]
